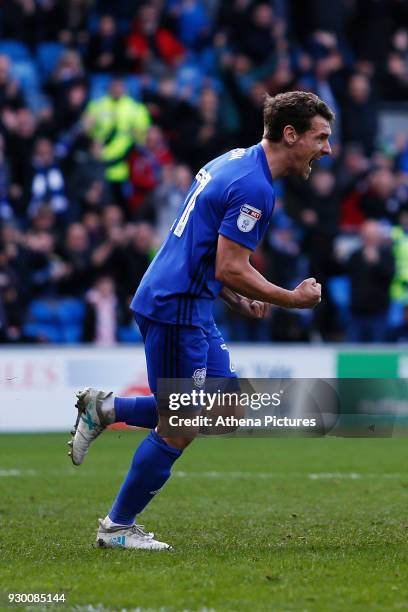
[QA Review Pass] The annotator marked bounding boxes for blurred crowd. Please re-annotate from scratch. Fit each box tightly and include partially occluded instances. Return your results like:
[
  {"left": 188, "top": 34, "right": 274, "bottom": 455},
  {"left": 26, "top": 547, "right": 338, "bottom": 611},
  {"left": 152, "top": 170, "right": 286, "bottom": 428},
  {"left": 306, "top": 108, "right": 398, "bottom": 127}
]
[{"left": 1, "top": 0, "right": 408, "bottom": 344}]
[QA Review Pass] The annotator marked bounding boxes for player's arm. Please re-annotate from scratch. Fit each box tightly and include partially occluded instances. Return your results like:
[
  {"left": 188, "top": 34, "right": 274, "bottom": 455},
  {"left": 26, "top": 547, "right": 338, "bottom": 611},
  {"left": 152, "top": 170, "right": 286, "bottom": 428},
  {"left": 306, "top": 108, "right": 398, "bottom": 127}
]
[
  {"left": 215, "top": 235, "right": 321, "bottom": 309},
  {"left": 219, "top": 286, "right": 271, "bottom": 319}
]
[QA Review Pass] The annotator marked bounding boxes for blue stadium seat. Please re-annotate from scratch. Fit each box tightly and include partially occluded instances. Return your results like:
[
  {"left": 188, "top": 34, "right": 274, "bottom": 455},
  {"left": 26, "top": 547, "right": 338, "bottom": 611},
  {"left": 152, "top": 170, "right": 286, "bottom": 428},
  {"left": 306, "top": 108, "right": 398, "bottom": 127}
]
[
  {"left": 118, "top": 325, "right": 143, "bottom": 343},
  {"left": 24, "top": 323, "right": 62, "bottom": 343},
  {"left": 28, "top": 299, "right": 58, "bottom": 324},
  {"left": 125, "top": 75, "right": 141, "bottom": 100},
  {"left": 90, "top": 73, "right": 111, "bottom": 99},
  {"left": 90, "top": 74, "right": 141, "bottom": 100},
  {"left": 11, "top": 59, "right": 42, "bottom": 111},
  {"left": 0, "top": 40, "right": 30, "bottom": 61},
  {"left": 36, "top": 42, "right": 65, "bottom": 80},
  {"left": 328, "top": 276, "right": 351, "bottom": 310},
  {"left": 57, "top": 299, "right": 85, "bottom": 344},
  {"left": 23, "top": 301, "right": 61, "bottom": 342},
  {"left": 61, "top": 324, "right": 83, "bottom": 343},
  {"left": 57, "top": 298, "right": 85, "bottom": 324},
  {"left": 388, "top": 300, "right": 405, "bottom": 328},
  {"left": 328, "top": 276, "right": 351, "bottom": 327},
  {"left": 175, "top": 60, "right": 204, "bottom": 101},
  {"left": 24, "top": 298, "right": 85, "bottom": 344}
]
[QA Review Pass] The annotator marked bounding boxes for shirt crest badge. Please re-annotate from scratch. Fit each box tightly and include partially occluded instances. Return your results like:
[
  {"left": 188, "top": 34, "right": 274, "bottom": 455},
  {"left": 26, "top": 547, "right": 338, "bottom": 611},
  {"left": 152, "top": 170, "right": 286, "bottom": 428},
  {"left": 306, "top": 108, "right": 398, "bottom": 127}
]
[{"left": 237, "top": 204, "right": 262, "bottom": 232}]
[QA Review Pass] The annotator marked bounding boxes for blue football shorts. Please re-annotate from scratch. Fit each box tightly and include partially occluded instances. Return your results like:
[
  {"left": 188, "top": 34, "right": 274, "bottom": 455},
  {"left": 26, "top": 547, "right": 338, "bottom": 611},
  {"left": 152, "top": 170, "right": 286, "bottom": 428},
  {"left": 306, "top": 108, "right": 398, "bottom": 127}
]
[{"left": 134, "top": 314, "right": 237, "bottom": 395}]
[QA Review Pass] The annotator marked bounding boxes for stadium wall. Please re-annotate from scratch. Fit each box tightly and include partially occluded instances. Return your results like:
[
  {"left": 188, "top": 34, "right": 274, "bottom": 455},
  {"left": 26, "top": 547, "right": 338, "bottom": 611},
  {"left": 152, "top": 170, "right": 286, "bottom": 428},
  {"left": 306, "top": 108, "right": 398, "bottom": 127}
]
[{"left": 1, "top": 345, "right": 407, "bottom": 432}]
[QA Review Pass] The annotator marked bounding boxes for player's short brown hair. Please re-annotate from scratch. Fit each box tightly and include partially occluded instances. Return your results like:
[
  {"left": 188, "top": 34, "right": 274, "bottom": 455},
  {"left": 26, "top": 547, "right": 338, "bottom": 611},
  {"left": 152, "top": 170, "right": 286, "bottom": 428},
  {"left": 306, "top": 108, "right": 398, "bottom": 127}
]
[{"left": 263, "top": 91, "right": 335, "bottom": 142}]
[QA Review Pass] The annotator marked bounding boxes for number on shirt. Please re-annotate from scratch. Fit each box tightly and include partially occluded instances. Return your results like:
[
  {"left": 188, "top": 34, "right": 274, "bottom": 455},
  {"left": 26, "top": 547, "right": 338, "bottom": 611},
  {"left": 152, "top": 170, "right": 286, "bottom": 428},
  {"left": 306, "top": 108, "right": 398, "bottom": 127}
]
[{"left": 173, "top": 169, "right": 212, "bottom": 237}]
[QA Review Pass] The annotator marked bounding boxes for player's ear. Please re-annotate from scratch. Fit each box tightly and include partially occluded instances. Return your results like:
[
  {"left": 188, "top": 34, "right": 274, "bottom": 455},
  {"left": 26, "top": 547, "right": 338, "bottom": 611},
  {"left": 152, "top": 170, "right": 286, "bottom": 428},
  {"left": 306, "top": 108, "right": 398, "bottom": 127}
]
[{"left": 283, "top": 125, "right": 298, "bottom": 146}]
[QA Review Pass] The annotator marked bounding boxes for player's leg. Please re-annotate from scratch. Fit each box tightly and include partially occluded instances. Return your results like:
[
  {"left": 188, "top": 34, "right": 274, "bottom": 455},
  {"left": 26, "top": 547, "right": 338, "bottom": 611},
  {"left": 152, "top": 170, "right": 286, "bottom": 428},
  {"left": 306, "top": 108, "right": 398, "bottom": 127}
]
[
  {"left": 203, "top": 323, "right": 242, "bottom": 435},
  {"left": 68, "top": 391, "right": 158, "bottom": 466},
  {"left": 98, "top": 318, "right": 209, "bottom": 549},
  {"left": 68, "top": 316, "right": 159, "bottom": 466}
]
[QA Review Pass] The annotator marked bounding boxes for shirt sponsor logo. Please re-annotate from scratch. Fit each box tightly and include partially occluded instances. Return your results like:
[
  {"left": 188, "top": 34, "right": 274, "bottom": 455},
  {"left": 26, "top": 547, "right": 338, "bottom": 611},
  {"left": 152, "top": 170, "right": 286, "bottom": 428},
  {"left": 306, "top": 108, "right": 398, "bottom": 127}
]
[{"left": 237, "top": 204, "right": 262, "bottom": 232}]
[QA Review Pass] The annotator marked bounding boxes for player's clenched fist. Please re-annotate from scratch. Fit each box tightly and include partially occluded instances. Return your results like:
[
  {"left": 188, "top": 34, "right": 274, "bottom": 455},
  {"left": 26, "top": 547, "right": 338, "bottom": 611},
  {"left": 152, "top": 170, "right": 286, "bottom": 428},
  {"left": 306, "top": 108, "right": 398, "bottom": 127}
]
[{"left": 291, "top": 277, "right": 321, "bottom": 308}]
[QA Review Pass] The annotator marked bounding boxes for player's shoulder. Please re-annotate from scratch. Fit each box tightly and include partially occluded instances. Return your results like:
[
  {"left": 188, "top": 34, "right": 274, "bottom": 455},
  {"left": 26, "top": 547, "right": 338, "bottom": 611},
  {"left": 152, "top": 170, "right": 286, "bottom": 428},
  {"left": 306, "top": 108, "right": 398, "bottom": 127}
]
[{"left": 206, "top": 144, "right": 274, "bottom": 196}]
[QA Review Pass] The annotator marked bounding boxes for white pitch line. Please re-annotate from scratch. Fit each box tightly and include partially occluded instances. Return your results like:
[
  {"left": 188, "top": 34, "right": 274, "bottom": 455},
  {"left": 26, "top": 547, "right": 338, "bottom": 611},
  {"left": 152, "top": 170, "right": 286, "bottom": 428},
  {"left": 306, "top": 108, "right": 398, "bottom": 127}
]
[
  {"left": 1, "top": 469, "right": 405, "bottom": 481},
  {"left": 174, "top": 471, "right": 406, "bottom": 480},
  {"left": 308, "top": 472, "right": 361, "bottom": 480},
  {"left": 0, "top": 468, "right": 36, "bottom": 477}
]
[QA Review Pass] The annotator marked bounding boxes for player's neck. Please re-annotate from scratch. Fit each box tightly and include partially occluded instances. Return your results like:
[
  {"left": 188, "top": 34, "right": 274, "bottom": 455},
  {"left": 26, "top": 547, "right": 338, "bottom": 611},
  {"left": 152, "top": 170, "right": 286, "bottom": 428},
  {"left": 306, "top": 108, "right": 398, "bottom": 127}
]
[{"left": 260, "top": 138, "right": 291, "bottom": 180}]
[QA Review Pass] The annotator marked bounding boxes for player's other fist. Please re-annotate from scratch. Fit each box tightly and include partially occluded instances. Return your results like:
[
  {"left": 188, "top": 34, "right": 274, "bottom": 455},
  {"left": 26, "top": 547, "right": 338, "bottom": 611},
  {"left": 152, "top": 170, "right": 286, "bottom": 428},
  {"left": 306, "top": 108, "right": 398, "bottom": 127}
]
[{"left": 291, "top": 278, "right": 321, "bottom": 308}]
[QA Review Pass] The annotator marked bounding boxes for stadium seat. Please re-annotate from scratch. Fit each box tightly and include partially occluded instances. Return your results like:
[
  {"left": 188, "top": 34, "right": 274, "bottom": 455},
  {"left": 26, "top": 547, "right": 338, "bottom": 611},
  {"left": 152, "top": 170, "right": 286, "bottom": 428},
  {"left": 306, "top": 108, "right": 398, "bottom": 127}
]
[
  {"left": 11, "top": 59, "right": 42, "bottom": 111},
  {"left": 0, "top": 40, "right": 30, "bottom": 61},
  {"left": 118, "top": 325, "right": 143, "bottom": 343},
  {"left": 57, "top": 298, "right": 85, "bottom": 324},
  {"left": 57, "top": 299, "right": 85, "bottom": 344},
  {"left": 175, "top": 60, "right": 204, "bottom": 101},
  {"left": 24, "top": 298, "right": 85, "bottom": 344},
  {"left": 24, "top": 299, "right": 61, "bottom": 343},
  {"left": 36, "top": 42, "right": 65, "bottom": 80},
  {"left": 388, "top": 300, "right": 405, "bottom": 328},
  {"left": 90, "top": 74, "right": 141, "bottom": 100},
  {"left": 28, "top": 299, "right": 58, "bottom": 324},
  {"left": 328, "top": 276, "right": 351, "bottom": 327},
  {"left": 90, "top": 73, "right": 111, "bottom": 99},
  {"left": 125, "top": 75, "right": 141, "bottom": 100},
  {"left": 23, "top": 322, "right": 62, "bottom": 343}
]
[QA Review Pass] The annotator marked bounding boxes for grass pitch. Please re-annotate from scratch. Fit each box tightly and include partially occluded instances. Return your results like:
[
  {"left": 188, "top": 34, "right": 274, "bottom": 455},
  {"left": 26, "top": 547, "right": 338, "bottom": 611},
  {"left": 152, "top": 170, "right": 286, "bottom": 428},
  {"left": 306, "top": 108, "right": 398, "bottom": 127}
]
[{"left": 0, "top": 431, "right": 407, "bottom": 612}]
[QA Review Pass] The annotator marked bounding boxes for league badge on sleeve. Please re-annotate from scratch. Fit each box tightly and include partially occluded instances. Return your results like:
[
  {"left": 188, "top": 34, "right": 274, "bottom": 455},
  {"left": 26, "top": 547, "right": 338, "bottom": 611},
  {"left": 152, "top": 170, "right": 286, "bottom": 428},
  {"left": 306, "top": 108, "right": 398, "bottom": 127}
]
[{"left": 237, "top": 204, "right": 262, "bottom": 232}]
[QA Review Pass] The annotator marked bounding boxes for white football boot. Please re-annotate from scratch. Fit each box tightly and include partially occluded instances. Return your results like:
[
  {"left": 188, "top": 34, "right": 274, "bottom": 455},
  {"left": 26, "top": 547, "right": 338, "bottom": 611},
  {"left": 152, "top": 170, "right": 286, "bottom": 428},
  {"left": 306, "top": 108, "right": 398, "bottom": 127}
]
[
  {"left": 96, "top": 517, "right": 171, "bottom": 550},
  {"left": 68, "top": 387, "right": 115, "bottom": 466}
]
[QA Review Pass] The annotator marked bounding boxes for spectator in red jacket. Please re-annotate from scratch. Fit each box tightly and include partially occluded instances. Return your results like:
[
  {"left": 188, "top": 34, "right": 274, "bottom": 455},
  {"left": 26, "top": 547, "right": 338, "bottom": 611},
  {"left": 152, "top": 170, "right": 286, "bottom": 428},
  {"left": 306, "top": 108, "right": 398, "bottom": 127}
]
[
  {"left": 126, "top": 4, "right": 185, "bottom": 73},
  {"left": 128, "top": 125, "right": 174, "bottom": 216}
]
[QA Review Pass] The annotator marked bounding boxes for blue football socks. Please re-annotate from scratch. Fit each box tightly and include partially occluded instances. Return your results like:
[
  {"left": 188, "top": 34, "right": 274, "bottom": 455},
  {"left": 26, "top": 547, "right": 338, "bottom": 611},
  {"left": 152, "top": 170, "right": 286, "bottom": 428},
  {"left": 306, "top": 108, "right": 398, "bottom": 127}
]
[
  {"left": 109, "top": 430, "right": 182, "bottom": 525},
  {"left": 114, "top": 395, "right": 158, "bottom": 429}
]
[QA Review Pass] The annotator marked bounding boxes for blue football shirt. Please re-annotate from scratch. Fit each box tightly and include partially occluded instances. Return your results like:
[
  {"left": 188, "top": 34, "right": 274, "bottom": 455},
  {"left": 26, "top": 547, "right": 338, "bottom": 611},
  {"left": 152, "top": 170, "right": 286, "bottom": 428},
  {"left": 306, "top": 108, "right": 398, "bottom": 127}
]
[{"left": 131, "top": 143, "right": 276, "bottom": 330}]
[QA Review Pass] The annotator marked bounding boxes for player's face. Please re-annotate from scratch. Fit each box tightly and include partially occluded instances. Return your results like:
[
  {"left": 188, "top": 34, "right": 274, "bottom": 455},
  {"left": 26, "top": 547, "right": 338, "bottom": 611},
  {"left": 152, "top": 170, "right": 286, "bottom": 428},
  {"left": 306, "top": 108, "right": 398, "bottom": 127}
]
[{"left": 292, "top": 115, "right": 332, "bottom": 180}]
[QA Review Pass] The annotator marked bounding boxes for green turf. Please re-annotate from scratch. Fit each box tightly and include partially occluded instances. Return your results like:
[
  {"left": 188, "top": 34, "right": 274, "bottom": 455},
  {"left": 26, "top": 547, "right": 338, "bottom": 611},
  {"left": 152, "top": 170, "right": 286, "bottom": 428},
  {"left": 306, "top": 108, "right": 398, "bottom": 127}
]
[{"left": 0, "top": 432, "right": 407, "bottom": 612}]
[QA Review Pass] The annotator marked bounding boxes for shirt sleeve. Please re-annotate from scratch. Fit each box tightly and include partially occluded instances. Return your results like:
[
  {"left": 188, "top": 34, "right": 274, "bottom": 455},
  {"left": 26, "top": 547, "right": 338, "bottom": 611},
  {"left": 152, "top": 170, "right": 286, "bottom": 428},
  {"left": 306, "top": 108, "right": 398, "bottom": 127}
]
[{"left": 218, "top": 181, "right": 272, "bottom": 251}]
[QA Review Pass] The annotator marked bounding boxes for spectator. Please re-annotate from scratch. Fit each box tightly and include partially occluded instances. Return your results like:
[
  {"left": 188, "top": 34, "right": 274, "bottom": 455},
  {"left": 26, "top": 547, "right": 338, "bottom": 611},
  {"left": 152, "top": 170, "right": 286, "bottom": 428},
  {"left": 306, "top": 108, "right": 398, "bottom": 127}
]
[
  {"left": 55, "top": 82, "right": 88, "bottom": 135},
  {"left": 358, "top": 168, "right": 398, "bottom": 222},
  {"left": 58, "top": 223, "right": 92, "bottom": 296},
  {"left": 5, "top": 108, "right": 37, "bottom": 213},
  {"left": 86, "top": 14, "right": 125, "bottom": 73},
  {"left": 238, "top": 3, "right": 277, "bottom": 65},
  {"left": 58, "top": 0, "right": 91, "bottom": 48},
  {"left": 142, "top": 76, "right": 193, "bottom": 148},
  {"left": 391, "top": 210, "right": 408, "bottom": 305},
  {"left": 26, "top": 138, "right": 69, "bottom": 221},
  {"left": 301, "top": 167, "right": 341, "bottom": 339},
  {"left": 83, "top": 275, "right": 119, "bottom": 345},
  {"left": 25, "top": 231, "right": 67, "bottom": 298},
  {"left": 169, "top": 0, "right": 211, "bottom": 51},
  {"left": 126, "top": 4, "right": 186, "bottom": 73},
  {"left": 83, "top": 78, "right": 151, "bottom": 209},
  {"left": 176, "top": 86, "right": 227, "bottom": 169},
  {"left": 0, "top": 248, "right": 24, "bottom": 342},
  {"left": 347, "top": 220, "right": 395, "bottom": 342},
  {"left": 0, "top": 133, "right": 13, "bottom": 221},
  {"left": 341, "top": 73, "right": 378, "bottom": 156},
  {"left": 45, "top": 50, "right": 87, "bottom": 112},
  {"left": 2, "top": 0, "right": 37, "bottom": 48},
  {"left": 68, "top": 140, "right": 113, "bottom": 214},
  {"left": 149, "top": 163, "right": 192, "bottom": 242},
  {"left": 128, "top": 125, "right": 174, "bottom": 215},
  {"left": 117, "top": 222, "right": 156, "bottom": 301},
  {"left": 0, "top": 55, "right": 25, "bottom": 113}
]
